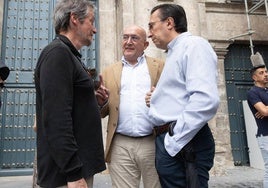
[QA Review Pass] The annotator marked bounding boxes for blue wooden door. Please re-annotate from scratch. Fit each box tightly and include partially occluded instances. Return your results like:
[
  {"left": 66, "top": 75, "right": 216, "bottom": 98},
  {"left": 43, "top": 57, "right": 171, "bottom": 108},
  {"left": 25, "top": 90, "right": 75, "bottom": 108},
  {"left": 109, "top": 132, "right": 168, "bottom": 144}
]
[
  {"left": 0, "top": 0, "right": 99, "bottom": 176},
  {"left": 225, "top": 44, "right": 268, "bottom": 166}
]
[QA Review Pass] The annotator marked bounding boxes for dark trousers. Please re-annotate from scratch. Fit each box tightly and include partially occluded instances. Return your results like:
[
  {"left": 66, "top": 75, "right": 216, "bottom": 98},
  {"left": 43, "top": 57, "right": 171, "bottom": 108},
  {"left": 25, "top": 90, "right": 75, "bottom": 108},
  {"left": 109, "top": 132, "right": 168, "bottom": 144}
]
[{"left": 155, "top": 124, "right": 215, "bottom": 188}]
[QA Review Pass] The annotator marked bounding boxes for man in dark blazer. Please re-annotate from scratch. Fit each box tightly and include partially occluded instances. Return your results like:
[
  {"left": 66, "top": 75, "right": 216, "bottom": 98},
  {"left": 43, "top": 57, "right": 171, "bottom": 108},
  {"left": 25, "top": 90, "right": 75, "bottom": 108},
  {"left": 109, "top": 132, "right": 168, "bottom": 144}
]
[
  {"left": 100, "top": 25, "right": 164, "bottom": 188},
  {"left": 34, "top": 0, "right": 107, "bottom": 187}
]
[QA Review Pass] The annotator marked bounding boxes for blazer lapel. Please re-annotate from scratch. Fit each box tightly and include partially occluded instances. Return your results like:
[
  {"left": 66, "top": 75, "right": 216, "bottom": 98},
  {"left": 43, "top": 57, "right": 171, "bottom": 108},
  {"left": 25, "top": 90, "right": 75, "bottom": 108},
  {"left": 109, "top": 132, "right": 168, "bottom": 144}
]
[
  {"left": 146, "top": 56, "right": 158, "bottom": 87},
  {"left": 112, "top": 61, "right": 123, "bottom": 91}
]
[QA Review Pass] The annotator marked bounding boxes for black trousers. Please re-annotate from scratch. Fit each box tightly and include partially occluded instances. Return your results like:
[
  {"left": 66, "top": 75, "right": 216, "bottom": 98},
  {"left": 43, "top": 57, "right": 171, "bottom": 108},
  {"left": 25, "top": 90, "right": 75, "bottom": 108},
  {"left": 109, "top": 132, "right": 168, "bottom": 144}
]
[{"left": 155, "top": 124, "right": 215, "bottom": 188}]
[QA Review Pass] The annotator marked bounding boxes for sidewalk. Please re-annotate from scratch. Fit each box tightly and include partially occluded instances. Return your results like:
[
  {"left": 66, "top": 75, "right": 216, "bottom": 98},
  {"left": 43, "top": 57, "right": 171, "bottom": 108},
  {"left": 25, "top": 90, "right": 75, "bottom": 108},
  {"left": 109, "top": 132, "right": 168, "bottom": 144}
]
[
  {"left": 0, "top": 166, "right": 264, "bottom": 188},
  {"left": 209, "top": 166, "right": 263, "bottom": 188}
]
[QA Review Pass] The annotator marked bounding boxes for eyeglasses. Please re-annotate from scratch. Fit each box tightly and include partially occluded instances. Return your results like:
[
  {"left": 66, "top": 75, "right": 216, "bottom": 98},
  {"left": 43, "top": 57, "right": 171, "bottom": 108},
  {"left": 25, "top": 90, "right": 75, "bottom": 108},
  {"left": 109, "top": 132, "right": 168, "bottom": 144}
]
[
  {"left": 148, "top": 20, "right": 163, "bottom": 30},
  {"left": 122, "top": 35, "right": 141, "bottom": 42}
]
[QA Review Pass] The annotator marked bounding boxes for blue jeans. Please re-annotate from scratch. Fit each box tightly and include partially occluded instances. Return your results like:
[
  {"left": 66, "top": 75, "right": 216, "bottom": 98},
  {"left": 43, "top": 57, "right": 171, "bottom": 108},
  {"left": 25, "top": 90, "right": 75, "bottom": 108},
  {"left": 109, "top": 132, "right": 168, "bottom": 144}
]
[
  {"left": 155, "top": 124, "right": 215, "bottom": 188},
  {"left": 257, "top": 135, "right": 268, "bottom": 188}
]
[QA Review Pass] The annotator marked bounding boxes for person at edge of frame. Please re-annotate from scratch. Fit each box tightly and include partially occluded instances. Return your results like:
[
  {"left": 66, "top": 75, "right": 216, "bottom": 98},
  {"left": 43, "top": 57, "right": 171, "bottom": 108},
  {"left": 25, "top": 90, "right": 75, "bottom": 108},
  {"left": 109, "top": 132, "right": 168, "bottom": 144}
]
[
  {"left": 0, "top": 60, "right": 10, "bottom": 109},
  {"left": 247, "top": 64, "right": 268, "bottom": 188}
]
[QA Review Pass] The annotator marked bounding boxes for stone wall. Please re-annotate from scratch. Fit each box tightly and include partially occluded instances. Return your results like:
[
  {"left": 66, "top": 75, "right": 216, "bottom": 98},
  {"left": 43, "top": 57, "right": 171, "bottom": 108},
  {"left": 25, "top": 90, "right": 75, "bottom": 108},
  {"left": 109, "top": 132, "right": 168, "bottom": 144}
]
[{"left": 99, "top": 0, "right": 268, "bottom": 175}]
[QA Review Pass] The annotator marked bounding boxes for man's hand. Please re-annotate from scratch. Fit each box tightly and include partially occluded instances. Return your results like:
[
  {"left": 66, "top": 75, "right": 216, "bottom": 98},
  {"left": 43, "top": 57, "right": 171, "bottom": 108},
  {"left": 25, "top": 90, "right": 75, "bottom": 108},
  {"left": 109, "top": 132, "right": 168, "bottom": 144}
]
[
  {"left": 95, "top": 74, "right": 109, "bottom": 107},
  {"left": 255, "top": 111, "right": 265, "bottom": 119},
  {"left": 67, "top": 178, "right": 88, "bottom": 188},
  {"left": 145, "top": 86, "right": 155, "bottom": 107}
]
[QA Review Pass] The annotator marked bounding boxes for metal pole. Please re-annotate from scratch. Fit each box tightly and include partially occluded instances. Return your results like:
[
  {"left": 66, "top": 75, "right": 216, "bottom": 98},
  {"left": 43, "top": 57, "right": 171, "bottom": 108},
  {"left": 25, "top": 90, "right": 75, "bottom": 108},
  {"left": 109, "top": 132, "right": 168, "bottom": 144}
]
[
  {"left": 265, "top": 0, "right": 268, "bottom": 17},
  {"left": 244, "top": 0, "right": 254, "bottom": 55},
  {"left": 248, "top": 0, "right": 265, "bottom": 13}
]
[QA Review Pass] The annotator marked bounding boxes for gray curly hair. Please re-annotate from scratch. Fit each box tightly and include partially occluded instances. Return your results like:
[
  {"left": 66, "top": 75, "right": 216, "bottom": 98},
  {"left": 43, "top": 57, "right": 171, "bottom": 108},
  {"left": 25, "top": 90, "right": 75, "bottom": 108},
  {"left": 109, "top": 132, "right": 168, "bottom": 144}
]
[{"left": 53, "top": 0, "right": 96, "bottom": 34}]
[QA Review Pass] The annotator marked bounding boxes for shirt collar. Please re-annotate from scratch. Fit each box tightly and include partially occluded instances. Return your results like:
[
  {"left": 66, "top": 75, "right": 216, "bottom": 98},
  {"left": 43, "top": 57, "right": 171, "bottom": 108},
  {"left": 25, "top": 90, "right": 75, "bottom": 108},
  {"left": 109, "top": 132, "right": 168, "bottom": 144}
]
[
  {"left": 254, "top": 85, "right": 268, "bottom": 90},
  {"left": 55, "top": 34, "right": 82, "bottom": 60},
  {"left": 167, "top": 32, "right": 192, "bottom": 51},
  {"left": 121, "top": 53, "right": 146, "bottom": 67}
]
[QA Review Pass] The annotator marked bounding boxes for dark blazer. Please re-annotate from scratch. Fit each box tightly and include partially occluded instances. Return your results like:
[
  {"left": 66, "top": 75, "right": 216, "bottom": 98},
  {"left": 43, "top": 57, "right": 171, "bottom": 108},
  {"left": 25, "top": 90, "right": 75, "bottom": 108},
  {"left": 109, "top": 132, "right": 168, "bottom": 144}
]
[
  {"left": 35, "top": 35, "right": 105, "bottom": 187},
  {"left": 100, "top": 56, "right": 164, "bottom": 162}
]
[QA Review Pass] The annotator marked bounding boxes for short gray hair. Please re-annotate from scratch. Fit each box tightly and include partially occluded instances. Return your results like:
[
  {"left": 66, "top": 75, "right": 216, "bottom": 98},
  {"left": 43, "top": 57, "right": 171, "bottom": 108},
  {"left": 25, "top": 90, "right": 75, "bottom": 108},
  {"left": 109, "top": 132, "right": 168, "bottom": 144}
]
[{"left": 53, "top": 0, "right": 95, "bottom": 34}]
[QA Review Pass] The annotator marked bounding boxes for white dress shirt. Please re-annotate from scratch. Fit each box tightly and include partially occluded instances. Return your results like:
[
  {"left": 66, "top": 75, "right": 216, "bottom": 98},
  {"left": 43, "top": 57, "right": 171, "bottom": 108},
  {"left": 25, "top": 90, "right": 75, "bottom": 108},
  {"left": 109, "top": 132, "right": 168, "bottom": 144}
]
[
  {"left": 148, "top": 32, "right": 220, "bottom": 156},
  {"left": 116, "top": 55, "right": 153, "bottom": 137}
]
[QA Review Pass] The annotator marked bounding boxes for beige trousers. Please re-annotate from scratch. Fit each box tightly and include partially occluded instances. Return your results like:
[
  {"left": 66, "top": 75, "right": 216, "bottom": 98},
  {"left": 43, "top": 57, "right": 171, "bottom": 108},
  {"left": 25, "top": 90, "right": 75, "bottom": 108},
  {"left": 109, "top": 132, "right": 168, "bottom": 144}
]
[{"left": 108, "top": 134, "right": 161, "bottom": 188}]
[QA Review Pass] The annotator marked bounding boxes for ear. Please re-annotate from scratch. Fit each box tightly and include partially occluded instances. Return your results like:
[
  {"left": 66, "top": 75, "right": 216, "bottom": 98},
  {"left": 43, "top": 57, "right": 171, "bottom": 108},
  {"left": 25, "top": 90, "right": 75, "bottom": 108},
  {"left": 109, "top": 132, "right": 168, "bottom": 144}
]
[
  {"left": 252, "top": 74, "right": 257, "bottom": 81},
  {"left": 166, "top": 17, "right": 175, "bottom": 30},
  {"left": 144, "top": 41, "right": 149, "bottom": 50},
  {"left": 70, "top": 12, "right": 78, "bottom": 25}
]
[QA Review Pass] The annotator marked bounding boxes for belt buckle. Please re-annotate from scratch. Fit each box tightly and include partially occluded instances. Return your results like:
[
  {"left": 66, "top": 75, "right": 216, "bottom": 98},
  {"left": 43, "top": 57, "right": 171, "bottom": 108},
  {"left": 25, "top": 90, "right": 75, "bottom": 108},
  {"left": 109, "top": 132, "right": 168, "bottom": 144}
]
[{"left": 168, "top": 121, "right": 176, "bottom": 136}]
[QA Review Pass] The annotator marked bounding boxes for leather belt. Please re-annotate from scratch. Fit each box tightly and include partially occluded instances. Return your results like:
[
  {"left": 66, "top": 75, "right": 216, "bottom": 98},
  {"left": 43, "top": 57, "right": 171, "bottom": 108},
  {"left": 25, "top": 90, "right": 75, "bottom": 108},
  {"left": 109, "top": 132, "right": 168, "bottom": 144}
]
[
  {"left": 153, "top": 123, "right": 170, "bottom": 136},
  {"left": 116, "top": 133, "right": 152, "bottom": 138}
]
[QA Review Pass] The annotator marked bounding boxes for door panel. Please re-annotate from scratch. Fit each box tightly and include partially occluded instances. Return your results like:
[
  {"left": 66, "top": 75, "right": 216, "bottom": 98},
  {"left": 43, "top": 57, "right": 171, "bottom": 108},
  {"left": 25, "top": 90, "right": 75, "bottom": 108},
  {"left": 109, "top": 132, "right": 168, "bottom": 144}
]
[{"left": 0, "top": 0, "right": 98, "bottom": 176}]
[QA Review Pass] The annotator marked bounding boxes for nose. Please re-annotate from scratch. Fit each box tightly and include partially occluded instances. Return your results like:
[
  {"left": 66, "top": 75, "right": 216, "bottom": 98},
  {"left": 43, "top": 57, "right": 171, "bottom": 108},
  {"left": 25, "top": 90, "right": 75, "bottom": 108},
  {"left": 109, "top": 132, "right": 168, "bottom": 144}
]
[
  {"left": 126, "top": 37, "right": 133, "bottom": 44},
  {"left": 148, "top": 30, "right": 152, "bottom": 38},
  {"left": 92, "top": 26, "right": 97, "bottom": 34}
]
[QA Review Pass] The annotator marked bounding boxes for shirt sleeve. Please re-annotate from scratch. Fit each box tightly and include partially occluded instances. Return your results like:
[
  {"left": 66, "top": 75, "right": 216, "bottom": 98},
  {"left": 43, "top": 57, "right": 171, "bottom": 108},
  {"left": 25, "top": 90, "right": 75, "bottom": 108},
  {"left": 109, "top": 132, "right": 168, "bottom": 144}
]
[
  {"left": 164, "top": 38, "right": 220, "bottom": 156},
  {"left": 247, "top": 89, "right": 261, "bottom": 106}
]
